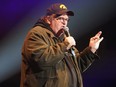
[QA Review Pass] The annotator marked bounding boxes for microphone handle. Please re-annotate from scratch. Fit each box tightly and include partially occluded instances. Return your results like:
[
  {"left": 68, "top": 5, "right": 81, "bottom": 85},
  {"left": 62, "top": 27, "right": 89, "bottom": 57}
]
[
  {"left": 63, "top": 27, "right": 70, "bottom": 37},
  {"left": 65, "top": 30, "right": 70, "bottom": 37},
  {"left": 64, "top": 27, "right": 76, "bottom": 59}
]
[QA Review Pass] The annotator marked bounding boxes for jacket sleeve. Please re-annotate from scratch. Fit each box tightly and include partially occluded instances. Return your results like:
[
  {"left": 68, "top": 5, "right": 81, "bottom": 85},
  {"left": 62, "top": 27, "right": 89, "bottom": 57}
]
[
  {"left": 22, "top": 27, "right": 69, "bottom": 68},
  {"left": 74, "top": 47, "right": 99, "bottom": 73}
]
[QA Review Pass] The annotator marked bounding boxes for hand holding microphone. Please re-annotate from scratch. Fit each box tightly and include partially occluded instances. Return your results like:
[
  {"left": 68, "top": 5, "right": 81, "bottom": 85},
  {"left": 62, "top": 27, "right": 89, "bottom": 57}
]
[
  {"left": 64, "top": 36, "right": 76, "bottom": 50},
  {"left": 63, "top": 27, "right": 76, "bottom": 50}
]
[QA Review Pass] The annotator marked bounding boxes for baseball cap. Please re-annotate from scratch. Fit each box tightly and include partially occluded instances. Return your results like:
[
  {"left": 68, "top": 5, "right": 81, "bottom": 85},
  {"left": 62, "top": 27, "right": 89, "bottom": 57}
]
[{"left": 46, "top": 3, "right": 74, "bottom": 16}]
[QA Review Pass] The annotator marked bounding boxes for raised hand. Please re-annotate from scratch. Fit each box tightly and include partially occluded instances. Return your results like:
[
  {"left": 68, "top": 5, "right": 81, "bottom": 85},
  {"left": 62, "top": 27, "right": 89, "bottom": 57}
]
[{"left": 89, "top": 31, "right": 104, "bottom": 53}]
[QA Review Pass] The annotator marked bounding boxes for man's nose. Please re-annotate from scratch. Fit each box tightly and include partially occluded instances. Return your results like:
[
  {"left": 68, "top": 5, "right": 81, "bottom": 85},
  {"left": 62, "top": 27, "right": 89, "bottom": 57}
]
[{"left": 62, "top": 20, "right": 66, "bottom": 25}]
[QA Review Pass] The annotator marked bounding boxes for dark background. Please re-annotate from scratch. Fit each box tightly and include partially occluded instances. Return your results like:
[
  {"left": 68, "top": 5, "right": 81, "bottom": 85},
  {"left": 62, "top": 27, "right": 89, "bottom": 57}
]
[{"left": 0, "top": 0, "right": 116, "bottom": 87}]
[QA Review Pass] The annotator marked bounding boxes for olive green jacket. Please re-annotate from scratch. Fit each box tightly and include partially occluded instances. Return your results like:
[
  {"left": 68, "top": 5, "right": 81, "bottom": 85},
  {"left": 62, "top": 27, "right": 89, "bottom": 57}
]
[{"left": 20, "top": 20, "right": 99, "bottom": 87}]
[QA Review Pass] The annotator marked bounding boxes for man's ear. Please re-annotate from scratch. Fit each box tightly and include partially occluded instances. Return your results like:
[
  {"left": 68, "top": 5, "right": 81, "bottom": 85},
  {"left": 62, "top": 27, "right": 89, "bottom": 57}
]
[
  {"left": 46, "top": 16, "right": 52, "bottom": 24},
  {"left": 47, "top": 14, "right": 56, "bottom": 24},
  {"left": 46, "top": 14, "right": 56, "bottom": 24},
  {"left": 47, "top": 20, "right": 51, "bottom": 24}
]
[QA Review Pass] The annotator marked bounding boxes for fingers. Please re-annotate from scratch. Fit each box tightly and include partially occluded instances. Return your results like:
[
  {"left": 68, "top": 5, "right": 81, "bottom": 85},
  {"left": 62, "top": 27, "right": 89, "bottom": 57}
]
[
  {"left": 91, "top": 31, "right": 103, "bottom": 41},
  {"left": 95, "top": 31, "right": 102, "bottom": 38},
  {"left": 90, "top": 31, "right": 104, "bottom": 45},
  {"left": 98, "top": 37, "right": 104, "bottom": 43},
  {"left": 64, "top": 36, "right": 76, "bottom": 50}
]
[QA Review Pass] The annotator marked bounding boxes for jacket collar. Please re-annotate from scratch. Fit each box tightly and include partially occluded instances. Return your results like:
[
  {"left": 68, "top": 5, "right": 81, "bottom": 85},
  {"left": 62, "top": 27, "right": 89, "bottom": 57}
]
[
  {"left": 34, "top": 19, "right": 57, "bottom": 36},
  {"left": 33, "top": 18, "right": 65, "bottom": 41}
]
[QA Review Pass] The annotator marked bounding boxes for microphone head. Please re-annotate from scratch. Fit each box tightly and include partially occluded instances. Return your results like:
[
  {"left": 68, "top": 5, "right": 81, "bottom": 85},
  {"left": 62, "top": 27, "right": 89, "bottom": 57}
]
[
  {"left": 63, "top": 27, "right": 69, "bottom": 32},
  {"left": 63, "top": 27, "right": 70, "bottom": 36}
]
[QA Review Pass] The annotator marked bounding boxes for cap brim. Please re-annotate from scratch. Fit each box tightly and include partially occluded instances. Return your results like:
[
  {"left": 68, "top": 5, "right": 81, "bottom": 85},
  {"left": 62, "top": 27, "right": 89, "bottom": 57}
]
[
  {"left": 66, "top": 11, "right": 74, "bottom": 16},
  {"left": 56, "top": 10, "right": 74, "bottom": 16}
]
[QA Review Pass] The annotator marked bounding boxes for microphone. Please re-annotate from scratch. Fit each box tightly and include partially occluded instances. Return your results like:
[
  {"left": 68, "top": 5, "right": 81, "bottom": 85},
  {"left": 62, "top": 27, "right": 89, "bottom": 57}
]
[
  {"left": 63, "top": 27, "right": 70, "bottom": 37},
  {"left": 63, "top": 27, "right": 76, "bottom": 58}
]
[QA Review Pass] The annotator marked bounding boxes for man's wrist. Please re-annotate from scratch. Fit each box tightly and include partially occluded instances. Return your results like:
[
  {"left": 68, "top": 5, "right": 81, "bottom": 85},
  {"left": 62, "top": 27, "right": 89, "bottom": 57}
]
[{"left": 90, "top": 47, "right": 97, "bottom": 53}]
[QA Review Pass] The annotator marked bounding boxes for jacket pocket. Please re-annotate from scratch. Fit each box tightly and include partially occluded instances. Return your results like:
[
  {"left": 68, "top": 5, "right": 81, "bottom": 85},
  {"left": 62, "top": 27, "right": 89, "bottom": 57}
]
[{"left": 36, "top": 66, "right": 57, "bottom": 79}]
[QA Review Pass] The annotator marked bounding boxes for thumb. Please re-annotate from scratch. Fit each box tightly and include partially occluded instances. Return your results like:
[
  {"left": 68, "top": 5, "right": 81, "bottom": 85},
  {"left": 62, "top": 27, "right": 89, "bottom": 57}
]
[{"left": 98, "top": 37, "right": 104, "bottom": 43}]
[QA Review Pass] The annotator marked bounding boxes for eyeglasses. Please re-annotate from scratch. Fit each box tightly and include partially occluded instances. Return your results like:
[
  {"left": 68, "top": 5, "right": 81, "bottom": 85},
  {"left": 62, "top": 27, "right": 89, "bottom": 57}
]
[{"left": 56, "top": 17, "right": 70, "bottom": 22}]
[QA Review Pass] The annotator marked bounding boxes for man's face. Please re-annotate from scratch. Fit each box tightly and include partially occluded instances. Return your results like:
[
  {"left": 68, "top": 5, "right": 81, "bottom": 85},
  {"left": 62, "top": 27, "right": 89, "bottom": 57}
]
[{"left": 50, "top": 14, "right": 69, "bottom": 34}]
